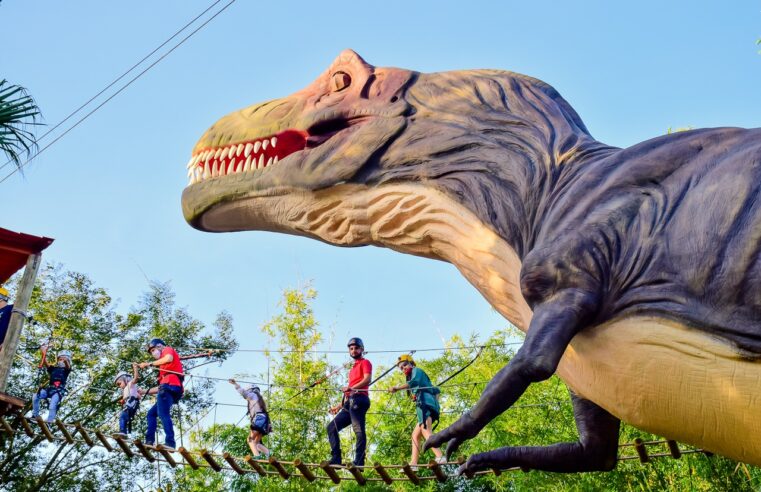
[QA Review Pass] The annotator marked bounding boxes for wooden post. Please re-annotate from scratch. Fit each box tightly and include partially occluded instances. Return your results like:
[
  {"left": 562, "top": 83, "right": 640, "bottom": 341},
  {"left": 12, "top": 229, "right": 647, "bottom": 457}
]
[
  {"left": 294, "top": 459, "right": 316, "bottom": 482},
  {"left": 178, "top": 447, "right": 200, "bottom": 470},
  {"left": 199, "top": 449, "right": 222, "bottom": 472},
  {"left": 133, "top": 439, "right": 156, "bottom": 462},
  {"left": 0, "top": 253, "right": 42, "bottom": 392},
  {"left": 402, "top": 464, "right": 421, "bottom": 485},
  {"left": 75, "top": 421, "right": 94, "bottom": 446},
  {"left": 155, "top": 445, "right": 177, "bottom": 467},
  {"left": 19, "top": 416, "right": 35, "bottom": 437},
  {"left": 94, "top": 431, "right": 114, "bottom": 452},
  {"left": 319, "top": 460, "right": 342, "bottom": 484},
  {"left": 0, "top": 416, "right": 13, "bottom": 435},
  {"left": 112, "top": 434, "right": 135, "bottom": 458},
  {"left": 429, "top": 460, "right": 448, "bottom": 483},
  {"left": 244, "top": 455, "right": 268, "bottom": 476},
  {"left": 55, "top": 419, "right": 74, "bottom": 444},
  {"left": 373, "top": 462, "right": 393, "bottom": 485},
  {"left": 634, "top": 438, "right": 650, "bottom": 463},
  {"left": 268, "top": 456, "right": 290, "bottom": 479},
  {"left": 346, "top": 463, "right": 366, "bottom": 486},
  {"left": 35, "top": 416, "right": 55, "bottom": 442},
  {"left": 223, "top": 453, "right": 246, "bottom": 475},
  {"left": 667, "top": 440, "right": 682, "bottom": 459}
]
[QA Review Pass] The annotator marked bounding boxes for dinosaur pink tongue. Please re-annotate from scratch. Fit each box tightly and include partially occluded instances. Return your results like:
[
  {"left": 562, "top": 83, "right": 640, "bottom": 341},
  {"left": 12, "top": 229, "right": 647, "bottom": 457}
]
[{"left": 188, "top": 129, "right": 308, "bottom": 183}]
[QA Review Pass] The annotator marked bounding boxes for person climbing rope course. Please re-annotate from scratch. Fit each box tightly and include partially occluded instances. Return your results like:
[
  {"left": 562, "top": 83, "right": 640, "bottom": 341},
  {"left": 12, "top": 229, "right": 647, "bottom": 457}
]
[
  {"left": 326, "top": 337, "right": 372, "bottom": 466},
  {"left": 390, "top": 354, "right": 447, "bottom": 468},
  {"left": 31, "top": 344, "right": 72, "bottom": 422},
  {"left": 229, "top": 378, "right": 272, "bottom": 459},
  {"left": 114, "top": 362, "right": 142, "bottom": 437},
  {"left": 137, "top": 338, "right": 184, "bottom": 450}
]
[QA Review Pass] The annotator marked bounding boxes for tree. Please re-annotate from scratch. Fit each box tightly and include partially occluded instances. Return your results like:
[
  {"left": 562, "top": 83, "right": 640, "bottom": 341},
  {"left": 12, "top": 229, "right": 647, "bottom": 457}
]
[
  {"left": 0, "top": 264, "right": 236, "bottom": 491},
  {"left": 0, "top": 79, "right": 41, "bottom": 169}
]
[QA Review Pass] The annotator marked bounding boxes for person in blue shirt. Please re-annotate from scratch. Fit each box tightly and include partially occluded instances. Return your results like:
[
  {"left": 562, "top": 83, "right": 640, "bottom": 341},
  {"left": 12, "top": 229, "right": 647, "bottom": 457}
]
[
  {"left": 0, "top": 286, "right": 13, "bottom": 349},
  {"left": 390, "top": 354, "right": 447, "bottom": 467},
  {"left": 32, "top": 345, "right": 73, "bottom": 422}
]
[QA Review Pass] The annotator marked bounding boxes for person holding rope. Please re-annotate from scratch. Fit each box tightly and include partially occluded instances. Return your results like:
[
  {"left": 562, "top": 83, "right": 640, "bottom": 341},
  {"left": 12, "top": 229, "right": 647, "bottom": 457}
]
[
  {"left": 389, "top": 354, "right": 446, "bottom": 467},
  {"left": 326, "top": 337, "right": 372, "bottom": 466},
  {"left": 31, "top": 344, "right": 72, "bottom": 422},
  {"left": 114, "top": 362, "right": 142, "bottom": 437},
  {"left": 137, "top": 338, "right": 183, "bottom": 450},
  {"left": 0, "top": 286, "right": 13, "bottom": 349},
  {"left": 229, "top": 379, "right": 272, "bottom": 459}
]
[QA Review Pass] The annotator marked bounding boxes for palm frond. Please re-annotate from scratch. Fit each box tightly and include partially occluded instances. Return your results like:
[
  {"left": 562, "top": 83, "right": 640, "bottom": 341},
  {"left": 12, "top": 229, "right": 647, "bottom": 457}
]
[{"left": 0, "top": 78, "right": 42, "bottom": 169}]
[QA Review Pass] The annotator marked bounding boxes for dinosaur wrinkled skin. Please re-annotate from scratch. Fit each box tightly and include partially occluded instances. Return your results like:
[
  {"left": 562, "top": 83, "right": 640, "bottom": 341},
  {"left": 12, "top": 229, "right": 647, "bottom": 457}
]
[{"left": 182, "top": 50, "right": 761, "bottom": 472}]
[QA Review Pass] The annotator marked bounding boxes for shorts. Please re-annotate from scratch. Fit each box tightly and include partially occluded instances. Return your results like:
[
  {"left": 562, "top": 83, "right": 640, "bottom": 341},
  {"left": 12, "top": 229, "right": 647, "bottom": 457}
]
[
  {"left": 250, "top": 413, "right": 270, "bottom": 435},
  {"left": 416, "top": 405, "right": 439, "bottom": 429}
]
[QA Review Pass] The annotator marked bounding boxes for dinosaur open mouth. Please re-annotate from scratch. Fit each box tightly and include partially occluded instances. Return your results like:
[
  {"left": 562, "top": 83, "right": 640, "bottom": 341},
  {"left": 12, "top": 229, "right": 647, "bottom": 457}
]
[{"left": 185, "top": 117, "right": 368, "bottom": 186}]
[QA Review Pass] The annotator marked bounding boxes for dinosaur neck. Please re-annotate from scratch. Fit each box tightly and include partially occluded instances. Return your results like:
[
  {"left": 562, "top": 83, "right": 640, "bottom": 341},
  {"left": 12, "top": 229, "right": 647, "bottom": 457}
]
[{"left": 359, "top": 183, "right": 533, "bottom": 331}]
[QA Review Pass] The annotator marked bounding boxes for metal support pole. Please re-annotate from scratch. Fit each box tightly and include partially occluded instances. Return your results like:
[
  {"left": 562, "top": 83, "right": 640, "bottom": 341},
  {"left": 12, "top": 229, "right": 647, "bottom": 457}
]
[{"left": 0, "top": 253, "right": 42, "bottom": 392}]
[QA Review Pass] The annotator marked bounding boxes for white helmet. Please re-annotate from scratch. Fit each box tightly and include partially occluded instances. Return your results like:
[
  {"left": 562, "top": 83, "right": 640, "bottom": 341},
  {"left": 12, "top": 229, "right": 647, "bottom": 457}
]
[
  {"left": 57, "top": 350, "right": 72, "bottom": 365},
  {"left": 246, "top": 384, "right": 261, "bottom": 394},
  {"left": 114, "top": 371, "right": 131, "bottom": 385}
]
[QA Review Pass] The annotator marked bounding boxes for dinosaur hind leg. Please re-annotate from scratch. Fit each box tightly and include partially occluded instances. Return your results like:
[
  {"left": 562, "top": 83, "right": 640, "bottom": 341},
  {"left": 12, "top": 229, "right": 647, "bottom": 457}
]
[{"left": 460, "top": 393, "right": 620, "bottom": 474}]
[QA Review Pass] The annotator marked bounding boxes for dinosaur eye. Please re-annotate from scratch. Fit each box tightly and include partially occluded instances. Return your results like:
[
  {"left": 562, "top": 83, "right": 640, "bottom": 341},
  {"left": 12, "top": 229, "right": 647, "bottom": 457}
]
[{"left": 331, "top": 71, "right": 351, "bottom": 92}]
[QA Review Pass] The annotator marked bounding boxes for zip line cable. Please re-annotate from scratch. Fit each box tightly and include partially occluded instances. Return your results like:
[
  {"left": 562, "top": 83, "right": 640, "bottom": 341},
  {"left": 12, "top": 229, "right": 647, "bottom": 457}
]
[
  {"left": 0, "top": 0, "right": 238, "bottom": 185},
  {"left": 0, "top": 0, "right": 227, "bottom": 175}
]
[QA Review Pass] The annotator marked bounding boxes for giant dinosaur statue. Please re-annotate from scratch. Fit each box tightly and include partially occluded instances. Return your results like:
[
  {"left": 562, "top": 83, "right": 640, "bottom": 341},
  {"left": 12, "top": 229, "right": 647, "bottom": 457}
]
[{"left": 181, "top": 50, "right": 761, "bottom": 473}]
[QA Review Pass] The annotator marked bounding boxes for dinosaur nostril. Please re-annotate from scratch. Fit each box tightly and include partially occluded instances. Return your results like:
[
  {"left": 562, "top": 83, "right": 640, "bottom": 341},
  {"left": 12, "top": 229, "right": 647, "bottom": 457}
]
[{"left": 390, "top": 96, "right": 398, "bottom": 103}]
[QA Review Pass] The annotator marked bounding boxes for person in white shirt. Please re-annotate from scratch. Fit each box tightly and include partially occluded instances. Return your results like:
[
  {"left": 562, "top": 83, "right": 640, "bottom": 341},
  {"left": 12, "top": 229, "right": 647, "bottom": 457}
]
[
  {"left": 114, "top": 363, "right": 142, "bottom": 436},
  {"left": 229, "top": 379, "right": 271, "bottom": 458}
]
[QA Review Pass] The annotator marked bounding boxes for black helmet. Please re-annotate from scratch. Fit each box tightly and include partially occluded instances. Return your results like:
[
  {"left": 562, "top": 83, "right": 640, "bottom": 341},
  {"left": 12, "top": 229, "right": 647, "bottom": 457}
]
[
  {"left": 147, "top": 338, "right": 166, "bottom": 353},
  {"left": 347, "top": 337, "right": 364, "bottom": 350}
]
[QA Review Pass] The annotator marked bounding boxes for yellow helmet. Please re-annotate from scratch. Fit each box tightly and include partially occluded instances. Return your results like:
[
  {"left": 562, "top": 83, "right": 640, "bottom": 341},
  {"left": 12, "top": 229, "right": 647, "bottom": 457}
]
[
  {"left": 0, "top": 287, "right": 9, "bottom": 302},
  {"left": 397, "top": 354, "right": 415, "bottom": 365}
]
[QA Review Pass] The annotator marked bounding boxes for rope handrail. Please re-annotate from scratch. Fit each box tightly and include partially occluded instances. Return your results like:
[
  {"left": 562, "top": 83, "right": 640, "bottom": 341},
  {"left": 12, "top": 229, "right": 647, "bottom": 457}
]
[{"left": 0, "top": 415, "right": 712, "bottom": 484}]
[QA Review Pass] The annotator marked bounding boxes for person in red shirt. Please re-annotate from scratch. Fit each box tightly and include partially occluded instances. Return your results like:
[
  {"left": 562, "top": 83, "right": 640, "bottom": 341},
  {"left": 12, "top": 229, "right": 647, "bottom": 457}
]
[
  {"left": 137, "top": 338, "right": 183, "bottom": 450},
  {"left": 327, "top": 337, "right": 372, "bottom": 466}
]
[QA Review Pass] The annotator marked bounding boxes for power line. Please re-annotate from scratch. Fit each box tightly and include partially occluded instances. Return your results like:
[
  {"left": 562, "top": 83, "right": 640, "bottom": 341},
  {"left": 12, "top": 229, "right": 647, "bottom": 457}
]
[
  {"left": 0, "top": 0, "right": 238, "bottom": 184},
  {"left": 0, "top": 0, "right": 227, "bottom": 175}
]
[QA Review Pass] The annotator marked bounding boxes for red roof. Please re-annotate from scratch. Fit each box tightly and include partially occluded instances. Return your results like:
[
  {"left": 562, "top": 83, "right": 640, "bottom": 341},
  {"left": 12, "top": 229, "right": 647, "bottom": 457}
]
[{"left": 0, "top": 227, "right": 54, "bottom": 284}]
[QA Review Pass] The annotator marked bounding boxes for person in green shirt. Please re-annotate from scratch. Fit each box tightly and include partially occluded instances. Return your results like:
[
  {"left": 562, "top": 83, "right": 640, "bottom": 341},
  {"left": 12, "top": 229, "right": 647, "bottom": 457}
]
[{"left": 390, "top": 354, "right": 447, "bottom": 467}]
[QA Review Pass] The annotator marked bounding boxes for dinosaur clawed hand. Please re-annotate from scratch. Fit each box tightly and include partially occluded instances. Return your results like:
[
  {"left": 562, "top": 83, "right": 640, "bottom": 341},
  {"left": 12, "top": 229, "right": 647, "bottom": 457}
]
[
  {"left": 423, "top": 412, "right": 480, "bottom": 459},
  {"left": 456, "top": 449, "right": 510, "bottom": 475}
]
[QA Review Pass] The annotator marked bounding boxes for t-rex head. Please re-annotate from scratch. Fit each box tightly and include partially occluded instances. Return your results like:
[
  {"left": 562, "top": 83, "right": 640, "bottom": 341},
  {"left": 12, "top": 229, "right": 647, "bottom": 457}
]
[{"left": 181, "top": 50, "right": 608, "bottom": 329}]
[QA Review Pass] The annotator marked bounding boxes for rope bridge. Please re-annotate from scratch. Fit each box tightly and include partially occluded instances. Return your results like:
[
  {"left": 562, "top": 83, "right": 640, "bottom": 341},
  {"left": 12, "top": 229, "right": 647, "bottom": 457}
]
[{"left": 0, "top": 415, "right": 712, "bottom": 485}]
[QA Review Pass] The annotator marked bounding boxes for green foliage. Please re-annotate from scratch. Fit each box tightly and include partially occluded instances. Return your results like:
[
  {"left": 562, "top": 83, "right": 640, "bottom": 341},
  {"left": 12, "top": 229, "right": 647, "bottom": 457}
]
[
  {"left": 0, "top": 79, "right": 41, "bottom": 169},
  {"left": 0, "top": 264, "right": 236, "bottom": 491}
]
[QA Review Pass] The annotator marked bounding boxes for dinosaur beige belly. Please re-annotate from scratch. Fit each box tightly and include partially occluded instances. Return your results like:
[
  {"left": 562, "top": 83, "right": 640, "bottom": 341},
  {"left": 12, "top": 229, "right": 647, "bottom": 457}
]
[{"left": 558, "top": 316, "right": 761, "bottom": 466}]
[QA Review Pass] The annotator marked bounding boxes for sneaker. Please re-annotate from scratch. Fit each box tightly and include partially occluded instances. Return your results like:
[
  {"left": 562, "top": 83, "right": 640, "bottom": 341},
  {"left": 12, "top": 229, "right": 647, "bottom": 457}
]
[
  {"left": 327, "top": 459, "right": 343, "bottom": 467},
  {"left": 435, "top": 456, "right": 448, "bottom": 465},
  {"left": 160, "top": 444, "right": 177, "bottom": 452},
  {"left": 112, "top": 433, "right": 128, "bottom": 439}
]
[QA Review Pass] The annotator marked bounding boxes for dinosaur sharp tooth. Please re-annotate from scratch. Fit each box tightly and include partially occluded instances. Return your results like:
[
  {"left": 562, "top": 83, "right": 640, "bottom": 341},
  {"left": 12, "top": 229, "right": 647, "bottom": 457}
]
[
  {"left": 266, "top": 156, "right": 273, "bottom": 167},
  {"left": 220, "top": 148, "right": 229, "bottom": 161},
  {"left": 236, "top": 144, "right": 244, "bottom": 157},
  {"left": 257, "top": 154, "right": 265, "bottom": 169},
  {"left": 244, "top": 154, "right": 252, "bottom": 171},
  {"left": 244, "top": 143, "right": 253, "bottom": 157},
  {"left": 271, "top": 137, "right": 277, "bottom": 148},
  {"left": 274, "top": 156, "right": 279, "bottom": 164},
  {"left": 229, "top": 159, "right": 237, "bottom": 174},
  {"left": 214, "top": 148, "right": 222, "bottom": 160},
  {"left": 262, "top": 139, "right": 269, "bottom": 151},
  {"left": 211, "top": 161, "right": 219, "bottom": 177},
  {"left": 203, "top": 161, "right": 211, "bottom": 179},
  {"left": 185, "top": 156, "right": 195, "bottom": 169},
  {"left": 253, "top": 141, "right": 261, "bottom": 154}
]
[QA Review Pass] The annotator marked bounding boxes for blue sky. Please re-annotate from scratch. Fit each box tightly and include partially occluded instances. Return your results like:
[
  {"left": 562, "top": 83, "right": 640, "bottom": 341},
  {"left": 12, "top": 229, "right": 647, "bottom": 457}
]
[{"left": 2, "top": 1, "right": 760, "bottom": 427}]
